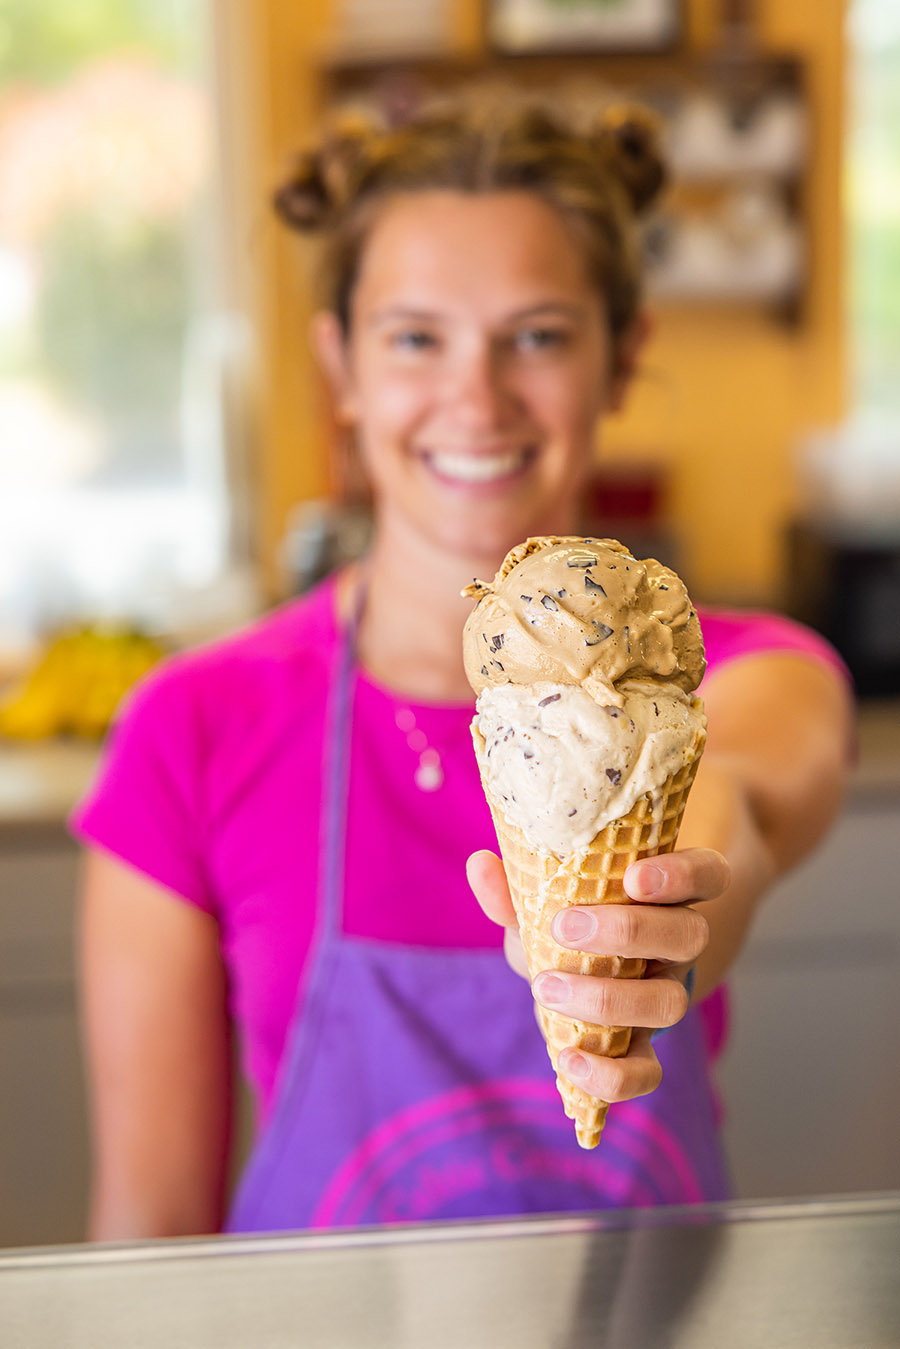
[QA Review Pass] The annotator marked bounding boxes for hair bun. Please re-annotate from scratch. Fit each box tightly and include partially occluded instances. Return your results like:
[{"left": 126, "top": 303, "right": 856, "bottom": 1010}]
[
  {"left": 273, "top": 149, "right": 331, "bottom": 230},
  {"left": 593, "top": 104, "right": 667, "bottom": 214},
  {"left": 273, "top": 110, "right": 383, "bottom": 233}
]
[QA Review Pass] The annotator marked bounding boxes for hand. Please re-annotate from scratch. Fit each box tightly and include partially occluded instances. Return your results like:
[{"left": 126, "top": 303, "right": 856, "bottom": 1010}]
[{"left": 466, "top": 848, "right": 729, "bottom": 1104}]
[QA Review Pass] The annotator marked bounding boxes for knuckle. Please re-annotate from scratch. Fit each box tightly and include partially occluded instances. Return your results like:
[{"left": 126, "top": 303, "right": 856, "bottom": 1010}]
[
  {"left": 715, "top": 851, "right": 732, "bottom": 891},
  {"left": 684, "top": 908, "right": 710, "bottom": 959},
  {"left": 663, "top": 980, "right": 690, "bottom": 1027},
  {"left": 586, "top": 979, "right": 617, "bottom": 1025},
  {"left": 601, "top": 1059, "right": 630, "bottom": 1101},
  {"left": 598, "top": 1040, "right": 663, "bottom": 1102},
  {"left": 605, "top": 906, "right": 639, "bottom": 952},
  {"left": 643, "top": 1056, "right": 664, "bottom": 1096}
]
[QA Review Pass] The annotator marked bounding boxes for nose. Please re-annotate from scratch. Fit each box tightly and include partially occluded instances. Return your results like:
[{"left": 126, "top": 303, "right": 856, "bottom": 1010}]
[{"left": 445, "top": 341, "right": 518, "bottom": 431}]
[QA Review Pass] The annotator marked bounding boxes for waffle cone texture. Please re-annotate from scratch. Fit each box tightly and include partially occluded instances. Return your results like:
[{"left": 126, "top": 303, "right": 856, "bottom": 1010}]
[{"left": 473, "top": 722, "right": 706, "bottom": 1148}]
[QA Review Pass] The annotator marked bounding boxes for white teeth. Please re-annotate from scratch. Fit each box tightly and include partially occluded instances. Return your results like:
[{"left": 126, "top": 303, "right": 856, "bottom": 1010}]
[{"left": 427, "top": 450, "right": 527, "bottom": 483}]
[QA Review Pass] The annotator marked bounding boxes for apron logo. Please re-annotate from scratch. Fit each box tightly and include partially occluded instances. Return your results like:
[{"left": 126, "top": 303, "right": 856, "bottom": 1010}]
[{"left": 312, "top": 1080, "right": 702, "bottom": 1227}]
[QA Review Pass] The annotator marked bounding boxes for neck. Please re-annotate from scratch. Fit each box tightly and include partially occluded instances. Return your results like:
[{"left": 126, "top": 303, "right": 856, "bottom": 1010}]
[{"left": 350, "top": 517, "right": 504, "bottom": 704}]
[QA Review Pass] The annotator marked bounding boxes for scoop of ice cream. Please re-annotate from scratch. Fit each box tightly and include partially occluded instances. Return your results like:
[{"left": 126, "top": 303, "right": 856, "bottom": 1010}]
[
  {"left": 462, "top": 537, "right": 705, "bottom": 706},
  {"left": 473, "top": 679, "right": 705, "bottom": 856}
]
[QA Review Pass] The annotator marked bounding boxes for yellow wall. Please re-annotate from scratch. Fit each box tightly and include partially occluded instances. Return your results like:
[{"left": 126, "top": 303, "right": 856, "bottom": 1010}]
[
  {"left": 222, "top": 0, "right": 336, "bottom": 593},
  {"left": 238, "top": 0, "right": 846, "bottom": 604}
]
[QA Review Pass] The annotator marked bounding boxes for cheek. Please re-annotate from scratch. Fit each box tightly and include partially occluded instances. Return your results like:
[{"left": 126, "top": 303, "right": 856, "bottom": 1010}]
[
  {"left": 529, "top": 365, "right": 607, "bottom": 447},
  {"left": 351, "top": 372, "right": 432, "bottom": 495},
  {"left": 353, "top": 366, "right": 429, "bottom": 443}
]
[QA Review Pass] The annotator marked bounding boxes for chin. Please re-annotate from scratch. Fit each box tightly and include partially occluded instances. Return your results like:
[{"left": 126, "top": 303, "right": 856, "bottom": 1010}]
[{"left": 427, "top": 505, "right": 572, "bottom": 566}]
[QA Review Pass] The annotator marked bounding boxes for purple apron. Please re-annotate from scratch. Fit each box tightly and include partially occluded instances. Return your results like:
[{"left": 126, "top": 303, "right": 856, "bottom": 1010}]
[{"left": 226, "top": 597, "right": 730, "bottom": 1233}]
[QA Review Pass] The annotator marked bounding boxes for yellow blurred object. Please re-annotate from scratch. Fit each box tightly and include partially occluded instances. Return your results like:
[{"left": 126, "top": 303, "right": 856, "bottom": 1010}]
[{"left": 0, "top": 628, "right": 164, "bottom": 741}]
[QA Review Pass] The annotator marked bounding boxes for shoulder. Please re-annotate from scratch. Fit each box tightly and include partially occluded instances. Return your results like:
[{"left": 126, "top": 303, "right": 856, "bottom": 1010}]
[
  {"left": 695, "top": 607, "right": 855, "bottom": 786},
  {"left": 692, "top": 609, "right": 854, "bottom": 870},
  {"left": 71, "top": 580, "right": 339, "bottom": 889},
  {"left": 697, "top": 606, "right": 850, "bottom": 686}
]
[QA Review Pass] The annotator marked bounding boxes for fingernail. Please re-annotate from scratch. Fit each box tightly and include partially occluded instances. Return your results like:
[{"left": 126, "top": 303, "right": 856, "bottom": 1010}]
[
  {"left": 534, "top": 973, "right": 568, "bottom": 1006},
  {"left": 631, "top": 863, "right": 663, "bottom": 897},
  {"left": 562, "top": 1051, "right": 590, "bottom": 1082},
  {"left": 553, "top": 909, "right": 596, "bottom": 943}
]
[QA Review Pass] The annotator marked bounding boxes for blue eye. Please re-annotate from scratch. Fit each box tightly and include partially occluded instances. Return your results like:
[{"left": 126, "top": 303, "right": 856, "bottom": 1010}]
[
  {"left": 516, "top": 327, "right": 568, "bottom": 351},
  {"left": 392, "top": 330, "right": 437, "bottom": 351}
]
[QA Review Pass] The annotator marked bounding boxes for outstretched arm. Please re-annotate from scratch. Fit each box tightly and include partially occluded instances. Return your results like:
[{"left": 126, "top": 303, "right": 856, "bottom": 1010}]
[{"left": 468, "top": 651, "right": 853, "bottom": 1100}]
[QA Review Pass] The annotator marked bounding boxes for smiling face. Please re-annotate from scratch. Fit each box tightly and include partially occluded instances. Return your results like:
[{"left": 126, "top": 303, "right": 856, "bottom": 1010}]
[{"left": 315, "top": 190, "right": 625, "bottom": 565}]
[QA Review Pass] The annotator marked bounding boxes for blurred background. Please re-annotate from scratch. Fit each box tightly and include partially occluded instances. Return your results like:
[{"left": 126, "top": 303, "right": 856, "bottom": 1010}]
[{"left": 0, "top": 0, "right": 898, "bottom": 1247}]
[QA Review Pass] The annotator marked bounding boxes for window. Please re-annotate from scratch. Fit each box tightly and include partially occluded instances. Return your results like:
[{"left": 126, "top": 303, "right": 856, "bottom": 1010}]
[
  {"left": 0, "top": 0, "right": 237, "bottom": 652},
  {"left": 848, "top": 0, "right": 900, "bottom": 421},
  {"left": 797, "top": 1, "right": 900, "bottom": 528}
]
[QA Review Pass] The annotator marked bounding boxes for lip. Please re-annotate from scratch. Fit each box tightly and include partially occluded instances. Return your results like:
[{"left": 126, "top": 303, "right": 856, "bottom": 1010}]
[{"left": 418, "top": 446, "right": 538, "bottom": 491}]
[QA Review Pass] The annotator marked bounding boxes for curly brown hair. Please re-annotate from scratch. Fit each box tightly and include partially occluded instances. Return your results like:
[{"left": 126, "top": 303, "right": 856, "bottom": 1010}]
[{"left": 273, "top": 87, "right": 667, "bottom": 358}]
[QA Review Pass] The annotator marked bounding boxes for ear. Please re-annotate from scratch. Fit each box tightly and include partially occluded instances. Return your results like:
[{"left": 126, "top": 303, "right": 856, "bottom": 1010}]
[
  {"left": 608, "top": 309, "right": 654, "bottom": 413},
  {"left": 310, "top": 310, "right": 358, "bottom": 422}
]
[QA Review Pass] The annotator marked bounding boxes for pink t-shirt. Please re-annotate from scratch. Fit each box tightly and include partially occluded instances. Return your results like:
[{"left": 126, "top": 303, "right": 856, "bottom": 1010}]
[{"left": 70, "top": 579, "right": 847, "bottom": 1121}]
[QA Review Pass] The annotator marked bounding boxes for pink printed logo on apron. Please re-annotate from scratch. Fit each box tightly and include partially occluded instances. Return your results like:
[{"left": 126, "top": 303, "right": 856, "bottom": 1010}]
[{"left": 312, "top": 1080, "right": 704, "bottom": 1227}]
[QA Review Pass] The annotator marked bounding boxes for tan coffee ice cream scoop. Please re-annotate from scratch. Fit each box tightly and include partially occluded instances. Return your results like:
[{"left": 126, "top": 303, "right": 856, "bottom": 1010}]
[{"left": 462, "top": 535, "right": 705, "bottom": 707}]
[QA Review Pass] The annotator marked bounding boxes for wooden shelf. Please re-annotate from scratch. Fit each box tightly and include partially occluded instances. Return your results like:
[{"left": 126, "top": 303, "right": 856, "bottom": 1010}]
[{"left": 317, "top": 44, "right": 802, "bottom": 89}]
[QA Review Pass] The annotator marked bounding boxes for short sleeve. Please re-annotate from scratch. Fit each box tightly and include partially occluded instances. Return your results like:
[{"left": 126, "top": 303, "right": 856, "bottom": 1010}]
[
  {"left": 698, "top": 609, "right": 853, "bottom": 689},
  {"left": 69, "top": 659, "right": 213, "bottom": 913}
]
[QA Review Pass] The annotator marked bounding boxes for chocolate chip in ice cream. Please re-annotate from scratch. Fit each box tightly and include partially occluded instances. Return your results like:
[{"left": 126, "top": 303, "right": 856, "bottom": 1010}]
[{"left": 586, "top": 621, "right": 614, "bottom": 647}]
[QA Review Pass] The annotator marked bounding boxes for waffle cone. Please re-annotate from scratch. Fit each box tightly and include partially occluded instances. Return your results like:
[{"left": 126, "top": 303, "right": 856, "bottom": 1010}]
[{"left": 474, "top": 723, "right": 705, "bottom": 1148}]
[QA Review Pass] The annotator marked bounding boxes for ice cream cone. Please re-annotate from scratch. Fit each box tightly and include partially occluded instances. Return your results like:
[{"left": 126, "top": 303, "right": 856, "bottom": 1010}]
[
  {"left": 473, "top": 723, "right": 705, "bottom": 1148},
  {"left": 462, "top": 535, "right": 707, "bottom": 1148}
]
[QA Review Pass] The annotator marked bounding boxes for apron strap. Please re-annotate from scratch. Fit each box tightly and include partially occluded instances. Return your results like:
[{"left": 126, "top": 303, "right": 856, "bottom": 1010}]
[{"left": 318, "top": 573, "right": 366, "bottom": 936}]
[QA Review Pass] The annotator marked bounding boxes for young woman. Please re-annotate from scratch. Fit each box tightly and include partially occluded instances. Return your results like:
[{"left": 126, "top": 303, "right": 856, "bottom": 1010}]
[{"left": 74, "top": 92, "right": 852, "bottom": 1237}]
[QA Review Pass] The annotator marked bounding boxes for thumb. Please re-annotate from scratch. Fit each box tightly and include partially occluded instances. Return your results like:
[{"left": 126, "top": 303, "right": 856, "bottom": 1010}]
[{"left": 466, "top": 850, "right": 517, "bottom": 929}]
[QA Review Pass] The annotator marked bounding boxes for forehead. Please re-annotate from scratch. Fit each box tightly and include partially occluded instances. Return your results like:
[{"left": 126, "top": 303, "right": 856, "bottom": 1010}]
[{"left": 351, "top": 189, "right": 596, "bottom": 316}]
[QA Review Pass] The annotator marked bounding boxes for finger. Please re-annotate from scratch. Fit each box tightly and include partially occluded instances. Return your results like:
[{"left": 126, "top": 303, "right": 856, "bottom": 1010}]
[
  {"left": 504, "top": 927, "right": 530, "bottom": 980},
  {"left": 466, "top": 850, "right": 517, "bottom": 928},
  {"left": 559, "top": 1028, "right": 662, "bottom": 1104},
  {"left": 551, "top": 902, "right": 709, "bottom": 966},
  {"left": 533, "top": 968, "right": 689, "bottom": 1031},
  {"left": 624, "top": 848, "right": 730, "bottom": 905}
]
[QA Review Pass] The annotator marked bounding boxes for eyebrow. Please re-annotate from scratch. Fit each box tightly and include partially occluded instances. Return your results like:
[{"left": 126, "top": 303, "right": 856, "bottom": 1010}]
[
  {"left": 505, "top": 302, "right": 586, "bottom": 322},
  {"left": 367, "top": 306, "right": 442, "bottom": 327},
  {"left": 367, "top": 300, "right": 587, "bottom": 327}
]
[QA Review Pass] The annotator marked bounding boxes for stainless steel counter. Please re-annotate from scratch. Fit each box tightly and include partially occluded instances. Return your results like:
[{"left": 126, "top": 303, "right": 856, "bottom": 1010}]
[{"left": 3, "top": 1194, "right": 900, "bottom": 1349}]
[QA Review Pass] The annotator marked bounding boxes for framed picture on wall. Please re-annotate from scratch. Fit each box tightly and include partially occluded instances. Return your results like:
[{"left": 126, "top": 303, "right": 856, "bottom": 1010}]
[{"left": 488, "top": 0, "right": 682, "bottom": 54}]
